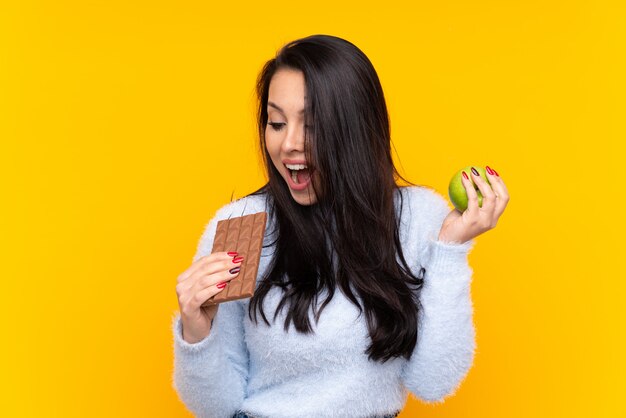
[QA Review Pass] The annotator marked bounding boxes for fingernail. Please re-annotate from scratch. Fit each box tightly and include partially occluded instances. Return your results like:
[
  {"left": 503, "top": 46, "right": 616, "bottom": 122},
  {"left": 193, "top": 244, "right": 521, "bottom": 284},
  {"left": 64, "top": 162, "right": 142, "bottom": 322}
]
[
  {"left": 471, "top": 167, "right": 479, "bottom": 176},
  {"left": 227, "top": 252, "right": 238, "bottom": 257},
  {"left": 232, "top": 256, "right": 244, "bottom": 264},
  {"left": 217, "top": 282, "right": 227, "bottom": 289},
  {"left": 229, "top": 267, "right": 241, "bottom": 274},
  {"left": 486, "top": 166, "right": 495, "bottom": 175},
  {"left": 462, "top": 171, "right": 469, "bottom": 180},
  {"left": 493, "top": 169, "right": 499, "bottom": 177}
]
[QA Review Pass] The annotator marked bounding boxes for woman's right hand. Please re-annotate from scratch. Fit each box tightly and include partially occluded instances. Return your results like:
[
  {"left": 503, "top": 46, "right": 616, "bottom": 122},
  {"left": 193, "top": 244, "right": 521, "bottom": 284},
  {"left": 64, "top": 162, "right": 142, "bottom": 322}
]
[{"left": 175, "top": 251, "right": 243, "bottom": 343}]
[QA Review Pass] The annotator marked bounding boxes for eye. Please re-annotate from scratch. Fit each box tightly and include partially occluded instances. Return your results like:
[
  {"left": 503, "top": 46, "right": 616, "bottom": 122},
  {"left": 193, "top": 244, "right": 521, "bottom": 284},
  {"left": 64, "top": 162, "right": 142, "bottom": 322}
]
[{"left": 267, "top": 122, "right": 285, "bottom": 131}]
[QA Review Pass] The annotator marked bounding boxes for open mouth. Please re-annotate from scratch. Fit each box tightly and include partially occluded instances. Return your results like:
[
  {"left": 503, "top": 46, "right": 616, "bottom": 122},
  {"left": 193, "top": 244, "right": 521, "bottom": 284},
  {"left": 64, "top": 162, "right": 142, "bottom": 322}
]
[{"left": 285, "top": 163, "right": 312, "bottom": 185}]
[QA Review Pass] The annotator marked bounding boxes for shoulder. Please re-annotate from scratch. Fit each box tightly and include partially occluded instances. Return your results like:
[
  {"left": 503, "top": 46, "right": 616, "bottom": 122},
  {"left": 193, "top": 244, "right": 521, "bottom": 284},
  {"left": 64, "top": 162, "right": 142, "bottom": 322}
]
[
  {"left": 395, "top": 185, "right": 453, "bottom": 243},
  {"left": 396, "top": 185, "right": 451, "bottom": 219},
  {"left": 211, "top": 191, "right": 269, "bottom": 222},
  {"left": 192, "top": 191, "right": 270, "bottom": 262}
]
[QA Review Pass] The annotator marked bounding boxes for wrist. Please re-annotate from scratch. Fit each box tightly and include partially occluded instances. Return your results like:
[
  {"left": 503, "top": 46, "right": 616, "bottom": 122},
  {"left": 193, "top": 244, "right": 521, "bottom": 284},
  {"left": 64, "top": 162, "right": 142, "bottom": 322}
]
[
  {"left": 424, "top": 238, "right": 475, "bottom": 277},
  {"left": 437, "top": 233, "right": 471, "bottom": 245}
]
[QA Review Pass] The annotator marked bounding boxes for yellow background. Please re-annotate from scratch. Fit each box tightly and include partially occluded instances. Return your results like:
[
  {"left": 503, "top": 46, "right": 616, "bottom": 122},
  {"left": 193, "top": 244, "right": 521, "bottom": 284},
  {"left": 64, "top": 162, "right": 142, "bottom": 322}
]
[{"left": 1, "top": 0, "right": 624, "bottom": 417}]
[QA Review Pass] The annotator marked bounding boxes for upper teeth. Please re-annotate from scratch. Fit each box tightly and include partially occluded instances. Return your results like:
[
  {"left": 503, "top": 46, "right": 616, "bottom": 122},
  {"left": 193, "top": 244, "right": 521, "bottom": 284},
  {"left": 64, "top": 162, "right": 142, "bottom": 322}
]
[{"left": 286, "top": 164, "right": 307, "bottom": 170}]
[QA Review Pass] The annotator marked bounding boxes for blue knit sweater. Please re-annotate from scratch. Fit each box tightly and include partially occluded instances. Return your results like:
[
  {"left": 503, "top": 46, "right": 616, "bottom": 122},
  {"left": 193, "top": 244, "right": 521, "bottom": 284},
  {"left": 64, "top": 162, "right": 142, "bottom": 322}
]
[{"left": 172, "top": 186, "right": 476, "bottom": 418}]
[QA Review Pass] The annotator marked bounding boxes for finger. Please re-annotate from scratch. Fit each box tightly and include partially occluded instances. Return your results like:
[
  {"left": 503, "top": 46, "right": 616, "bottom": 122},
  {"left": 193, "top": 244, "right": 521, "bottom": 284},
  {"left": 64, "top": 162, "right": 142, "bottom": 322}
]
[
  {"left": 177, "top": 251, "right": 239, "bottom": 283},
  {"left": 178, "top": 252, "right": 232, "bottom": 283},
  {"left": 189, "top": 256, "right": 244, "bottom": 287},
  {"left": 200, "top": 255, "right": 244, "bottom": 277},
  {"left": 177, "top": 262, "right": 242, "bottom": 306},
  {"left": 485, "top": 165, "right": 506, "bottom": 189},
  {"left": 485, "top": 167, "right": 510, "bottom": 217},
  {"left": 191, "top": 284, "right": 227, "bottom": 309},
  {"left": 193, "top": 264, "right": 242, "bottom": 295},
  {"left": 470, "top": 167, "right": 496, "bottom": 214},
  {"left": 461, "top": 170, "right": 480, "bottom": 216}
]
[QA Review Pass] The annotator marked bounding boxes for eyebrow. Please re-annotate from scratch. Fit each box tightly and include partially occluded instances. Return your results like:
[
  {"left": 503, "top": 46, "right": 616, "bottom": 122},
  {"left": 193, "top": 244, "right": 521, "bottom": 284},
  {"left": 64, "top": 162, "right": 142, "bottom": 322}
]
[{"left": 268, "top": 101, "right": 305, "bottom": 115}]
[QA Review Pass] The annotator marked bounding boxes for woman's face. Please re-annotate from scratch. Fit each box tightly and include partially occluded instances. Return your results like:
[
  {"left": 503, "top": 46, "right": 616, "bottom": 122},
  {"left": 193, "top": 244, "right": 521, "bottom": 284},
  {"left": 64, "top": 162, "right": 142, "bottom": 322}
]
[{"left": 265, "top": 68, "right": 320, "bottom": 206}]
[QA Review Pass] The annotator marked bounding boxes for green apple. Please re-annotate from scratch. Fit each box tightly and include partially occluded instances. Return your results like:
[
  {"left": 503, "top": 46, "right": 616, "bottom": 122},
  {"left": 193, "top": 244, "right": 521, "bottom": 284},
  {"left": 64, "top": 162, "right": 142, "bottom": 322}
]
[{"left": 448, "top": 165, "right": 491, "bottom": 212}]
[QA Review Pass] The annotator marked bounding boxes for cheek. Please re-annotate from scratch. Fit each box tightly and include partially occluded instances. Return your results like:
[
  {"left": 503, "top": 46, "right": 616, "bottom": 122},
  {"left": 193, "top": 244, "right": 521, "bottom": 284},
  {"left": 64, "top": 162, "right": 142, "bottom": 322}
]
[
  {"left": 265, "top": 131, "right": 280, "bottom": 156},
  {"left": 264, "top": 135, "right": 281, "bottom": 170},
  {"left": 263, "top": 130, "right": 271, "bottom": 152}
]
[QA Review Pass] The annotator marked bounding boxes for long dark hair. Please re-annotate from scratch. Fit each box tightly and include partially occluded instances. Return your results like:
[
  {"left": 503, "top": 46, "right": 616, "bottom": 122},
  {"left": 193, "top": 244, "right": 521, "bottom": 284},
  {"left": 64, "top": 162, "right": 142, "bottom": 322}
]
[{"left": 247, "top": 34, "right": 425, "bottom": 363}]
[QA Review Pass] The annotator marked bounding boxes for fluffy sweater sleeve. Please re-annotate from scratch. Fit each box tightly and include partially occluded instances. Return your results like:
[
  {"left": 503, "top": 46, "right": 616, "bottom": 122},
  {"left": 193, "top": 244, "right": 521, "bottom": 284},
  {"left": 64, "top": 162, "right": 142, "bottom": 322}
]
[
  {"left": 400, "top": 187, "right": 477, "bottom": 403},
  {"left": 171, "top": 201, "right": 252, "bottom": 418}
]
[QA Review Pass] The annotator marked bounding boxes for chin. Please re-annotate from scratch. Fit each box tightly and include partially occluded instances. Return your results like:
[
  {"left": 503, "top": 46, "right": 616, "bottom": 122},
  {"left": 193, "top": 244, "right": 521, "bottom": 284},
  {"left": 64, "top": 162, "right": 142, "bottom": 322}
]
[
  {"left": 279, "top": 170, "right": 319, "bottom": 206},
  {"left": 290, "top": 191, "right": 317, "bottom": 206}
]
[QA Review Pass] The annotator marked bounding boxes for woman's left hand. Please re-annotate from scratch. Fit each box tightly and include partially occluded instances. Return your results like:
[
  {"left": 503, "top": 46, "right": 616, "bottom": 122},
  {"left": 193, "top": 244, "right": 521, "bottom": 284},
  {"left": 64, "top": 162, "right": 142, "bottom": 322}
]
[{"left": 438, "top": 167, "right": 510, "bottom": 244}]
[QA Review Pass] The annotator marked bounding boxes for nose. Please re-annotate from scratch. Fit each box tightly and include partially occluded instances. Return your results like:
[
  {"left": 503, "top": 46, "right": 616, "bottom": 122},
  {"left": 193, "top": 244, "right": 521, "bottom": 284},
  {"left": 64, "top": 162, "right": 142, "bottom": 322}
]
[{"left": 281, "top": 123, "right": 306, "bottom": 154}]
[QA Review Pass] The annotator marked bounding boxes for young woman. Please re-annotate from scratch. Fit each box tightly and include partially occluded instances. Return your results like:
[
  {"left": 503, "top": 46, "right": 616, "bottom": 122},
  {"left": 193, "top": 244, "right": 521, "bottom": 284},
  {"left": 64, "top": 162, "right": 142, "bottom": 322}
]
[{"left": 173, "top": 34, "right": 509, "bottom": 418}]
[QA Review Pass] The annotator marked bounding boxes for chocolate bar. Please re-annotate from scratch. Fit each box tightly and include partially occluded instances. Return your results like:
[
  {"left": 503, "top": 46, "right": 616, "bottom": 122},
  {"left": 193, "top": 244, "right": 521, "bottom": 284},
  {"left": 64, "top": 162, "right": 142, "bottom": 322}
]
[{"left": 201, "top": 211, "right": 267, "bottom": 306}]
